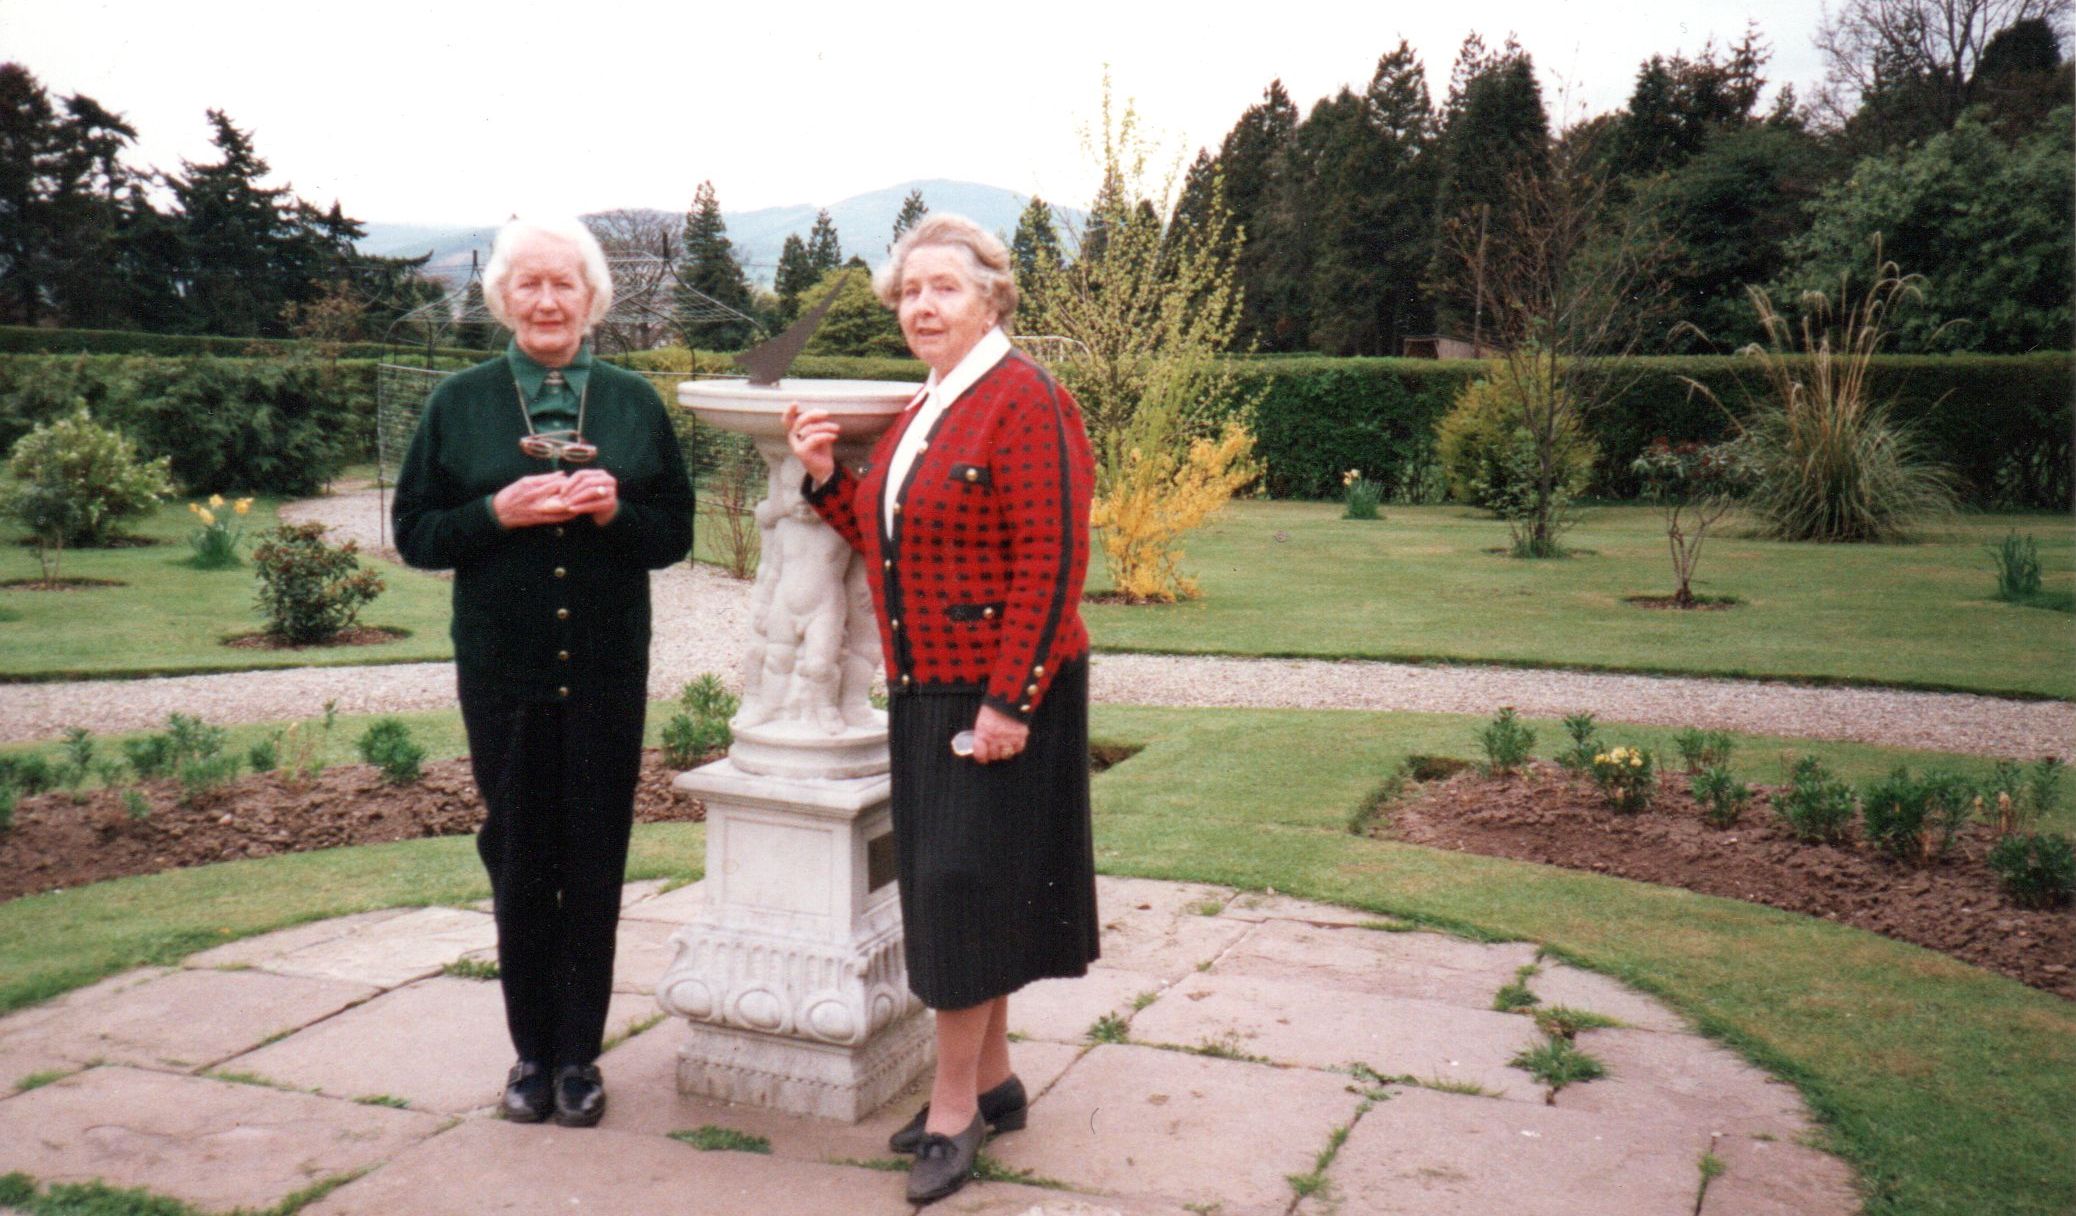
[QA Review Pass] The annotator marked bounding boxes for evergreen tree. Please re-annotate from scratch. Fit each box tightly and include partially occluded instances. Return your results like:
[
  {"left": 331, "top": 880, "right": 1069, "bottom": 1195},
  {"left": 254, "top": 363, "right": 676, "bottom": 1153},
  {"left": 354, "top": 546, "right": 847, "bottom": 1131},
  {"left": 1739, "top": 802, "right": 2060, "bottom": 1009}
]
[
  {"left": 0, "top": 64, "right": 67, "bottom": 326},
  {"left": 772, "top": 234, "right": 817, "bottom": 323},
  {"left": 890, "top": 189, "right": 928, "bottom": 247},
  {"left": 1608, "top": 31, "right": 1769, "bottom": 180},
  {"left": 800, "top": 265, "right": 905, "bottom": 357},
  {"left": 674, "top": 180, "right": 755, "bottom": 350},
  {"left": 806, "top": 208, "right": 843, "bottom": 271},
  {"left": 1215, "top": 81, "right": 1301, "bottom": 348},
  {"left": 1010, "top": 196, "right": 1065, "bottom": 328},
  {"left": 167, "top": 110, "right": 300, "bottom": 336},
  {"left": 0, "top": 64, "right": 143, "bottom": 328},
  {"left": 1431, "top": 35, "right": 1551, "bottom": 338},
  {"left": 1968, "top": 18, "right": 2072, "bottom": 138}
]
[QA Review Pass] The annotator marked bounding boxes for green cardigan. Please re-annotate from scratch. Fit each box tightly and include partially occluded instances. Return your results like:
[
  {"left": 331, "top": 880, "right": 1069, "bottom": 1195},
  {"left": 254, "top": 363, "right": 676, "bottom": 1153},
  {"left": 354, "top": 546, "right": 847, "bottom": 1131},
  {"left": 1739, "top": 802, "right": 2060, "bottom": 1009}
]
[{"left": 392, "top": 355, "right": 694, "bottom": 699}]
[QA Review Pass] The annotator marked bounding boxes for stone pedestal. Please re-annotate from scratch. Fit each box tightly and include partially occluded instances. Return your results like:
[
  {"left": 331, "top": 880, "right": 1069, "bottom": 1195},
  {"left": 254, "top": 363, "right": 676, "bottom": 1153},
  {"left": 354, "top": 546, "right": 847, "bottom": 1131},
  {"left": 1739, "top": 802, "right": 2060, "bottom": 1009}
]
[
  {"left": 657, "top": 763, "right": 929, "bottom": 1120},
  {"left": 659, "top": 376, "right": 926, "bottom": 1122}
]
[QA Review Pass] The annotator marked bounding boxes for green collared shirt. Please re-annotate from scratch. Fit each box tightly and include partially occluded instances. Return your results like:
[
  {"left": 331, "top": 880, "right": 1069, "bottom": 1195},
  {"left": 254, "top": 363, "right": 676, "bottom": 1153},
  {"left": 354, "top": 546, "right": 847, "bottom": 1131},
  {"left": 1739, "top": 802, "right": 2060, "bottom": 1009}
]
[{"left": 506, "top": 340, "right": 593, "bottom": 430}]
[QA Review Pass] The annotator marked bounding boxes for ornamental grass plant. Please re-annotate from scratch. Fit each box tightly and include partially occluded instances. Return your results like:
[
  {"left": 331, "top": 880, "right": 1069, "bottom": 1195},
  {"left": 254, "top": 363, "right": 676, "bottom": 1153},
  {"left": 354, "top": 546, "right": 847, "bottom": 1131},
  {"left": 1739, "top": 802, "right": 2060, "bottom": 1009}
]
[{"left": 1714, "top": 259, "right": 1956, "bottom": 543}]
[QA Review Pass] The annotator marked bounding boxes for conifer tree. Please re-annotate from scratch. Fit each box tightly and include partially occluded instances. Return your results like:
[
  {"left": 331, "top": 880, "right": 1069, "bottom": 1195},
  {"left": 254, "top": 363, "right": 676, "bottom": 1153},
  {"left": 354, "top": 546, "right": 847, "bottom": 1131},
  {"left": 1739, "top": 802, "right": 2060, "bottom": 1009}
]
[
  {"left": 1430, "top": 35, "right": 1551, "bottom": 338},
  {"left": 1214, "top": 81, "right": 1301, "bottom": 348},
  {"left": 675, "top": 180, "right": 755, "bottom": 350},
  {"left": 890, "top": 189, "right": 928, "bottom": 247},
  {"left": 168, "top": 110, "right": 299, "bottom": 336},
  {"left": 806, "top": 208, "right": 843, "bottom": 271},
  {"left": 772, "top": 233, "right": 816, "bottom": 323},
  {"left": 1010, "top": 195, "right": 1065, "bottom": 324}
]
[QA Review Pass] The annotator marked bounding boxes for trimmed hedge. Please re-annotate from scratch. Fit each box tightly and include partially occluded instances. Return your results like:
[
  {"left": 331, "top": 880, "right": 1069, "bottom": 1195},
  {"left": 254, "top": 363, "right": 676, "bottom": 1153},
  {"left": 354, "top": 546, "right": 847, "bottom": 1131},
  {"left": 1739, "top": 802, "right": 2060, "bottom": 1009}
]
[
  {"left": 0, "top": 354, "right": 385, "bottom": 495},
  {"left": 0, "top": 324, "right": 490, "bottom": 362},
  {"left": 1237, "top": 353, "right": 2072, "bottom": 508},
  {"left": 4, "top": 347, "right": 2065, "bottom": 506},
  {"left": 618, "top": 347, "right": 928, "bottom": 383}
]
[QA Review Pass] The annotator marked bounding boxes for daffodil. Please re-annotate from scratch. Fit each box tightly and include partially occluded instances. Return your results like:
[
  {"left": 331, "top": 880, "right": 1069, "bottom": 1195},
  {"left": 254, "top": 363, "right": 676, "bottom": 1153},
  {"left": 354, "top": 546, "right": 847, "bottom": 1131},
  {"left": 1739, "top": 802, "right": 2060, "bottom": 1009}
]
[
  {"left": 233, "top": 498, "right": 253, "bottom": 515},
  {"left": 196, "top": 508, "right": 216, "bottom": 526},
  {"left": 208, "top": 494, "right": 224, "bottom": 509}
]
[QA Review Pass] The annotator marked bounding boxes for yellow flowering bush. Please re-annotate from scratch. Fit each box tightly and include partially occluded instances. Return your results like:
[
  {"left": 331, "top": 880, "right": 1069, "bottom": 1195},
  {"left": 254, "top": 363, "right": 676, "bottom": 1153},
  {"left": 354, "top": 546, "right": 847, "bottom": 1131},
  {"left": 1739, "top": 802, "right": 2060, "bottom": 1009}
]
[
  {"left": 187, "top": 495, "right": 254, "bottom": 569},
  {"left": 1590, "top": 745, "right": 1657, "bottom": 814},
  {"left": 1091, "top": 412, "right": 1257, "bottom": 604}
]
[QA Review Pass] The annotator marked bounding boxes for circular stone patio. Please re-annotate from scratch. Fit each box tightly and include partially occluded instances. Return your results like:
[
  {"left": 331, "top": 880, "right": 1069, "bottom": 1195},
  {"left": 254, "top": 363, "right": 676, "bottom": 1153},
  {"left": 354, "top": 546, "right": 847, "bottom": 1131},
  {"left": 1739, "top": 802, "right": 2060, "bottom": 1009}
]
[{"left": 0, "top": 875, "right": 1856, "bottom": 1215}]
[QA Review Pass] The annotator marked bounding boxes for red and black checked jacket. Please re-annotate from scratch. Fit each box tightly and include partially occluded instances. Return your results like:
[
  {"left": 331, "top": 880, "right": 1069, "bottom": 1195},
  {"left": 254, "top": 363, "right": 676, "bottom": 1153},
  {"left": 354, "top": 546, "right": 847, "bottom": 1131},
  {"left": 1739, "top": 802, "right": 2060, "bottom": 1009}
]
[{"left": 805, "top": 351, "right": 1093, "bottom": 722}]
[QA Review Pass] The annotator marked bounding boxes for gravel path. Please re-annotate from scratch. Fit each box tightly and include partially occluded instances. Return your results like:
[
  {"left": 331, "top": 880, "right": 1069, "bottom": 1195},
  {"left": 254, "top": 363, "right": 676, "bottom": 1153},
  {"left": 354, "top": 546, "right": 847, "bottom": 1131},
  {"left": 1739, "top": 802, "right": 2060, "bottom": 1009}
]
[{"left": 1, "top": 487, "right": 2067, "bottom": 758}]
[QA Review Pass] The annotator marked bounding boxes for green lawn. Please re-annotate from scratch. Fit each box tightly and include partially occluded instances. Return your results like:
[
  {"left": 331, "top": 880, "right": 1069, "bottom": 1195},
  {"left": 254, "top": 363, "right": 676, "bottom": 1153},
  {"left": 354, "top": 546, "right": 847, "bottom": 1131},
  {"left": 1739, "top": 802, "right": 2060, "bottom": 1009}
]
[
  {"left": 2, "top": 703, "right": 2069, "bottom": 1214},
  {"left": 0, "top": 498, "right": 457, "bottom": 680},
  {"left": 1085, "top": 502, "right": 2076, "bottom": 699}
]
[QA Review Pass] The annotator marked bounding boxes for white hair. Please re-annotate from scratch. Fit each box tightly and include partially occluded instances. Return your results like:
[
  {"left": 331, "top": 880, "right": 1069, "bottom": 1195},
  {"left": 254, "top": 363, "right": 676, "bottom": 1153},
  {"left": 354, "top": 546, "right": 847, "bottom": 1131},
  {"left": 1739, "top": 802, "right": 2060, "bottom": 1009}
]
[
  {"left": 482, "top": 216, "right": 614, "bottom": 331},
  {"left": 874, "top": 213, "right": 1018, "bottom": 322}
]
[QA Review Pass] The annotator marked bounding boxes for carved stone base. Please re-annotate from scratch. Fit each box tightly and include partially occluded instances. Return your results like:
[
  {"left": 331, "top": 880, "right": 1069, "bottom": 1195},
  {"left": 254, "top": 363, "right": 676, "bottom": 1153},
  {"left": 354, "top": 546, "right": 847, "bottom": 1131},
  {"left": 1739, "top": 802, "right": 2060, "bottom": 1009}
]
[
  {"left": 727, "top": 717, "right": 890, "bottom": 781},
  {"left": 675, "top": 1006, "right": 933, "bottom": 1122}
]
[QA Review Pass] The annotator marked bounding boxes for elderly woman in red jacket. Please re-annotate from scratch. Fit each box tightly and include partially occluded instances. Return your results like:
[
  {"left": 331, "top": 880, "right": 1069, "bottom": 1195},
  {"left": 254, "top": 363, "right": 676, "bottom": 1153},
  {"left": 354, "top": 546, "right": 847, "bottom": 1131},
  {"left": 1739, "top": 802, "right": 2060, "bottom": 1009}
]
[{"left": 784, "top": 213, "right": 1097, "bottom": 1205}]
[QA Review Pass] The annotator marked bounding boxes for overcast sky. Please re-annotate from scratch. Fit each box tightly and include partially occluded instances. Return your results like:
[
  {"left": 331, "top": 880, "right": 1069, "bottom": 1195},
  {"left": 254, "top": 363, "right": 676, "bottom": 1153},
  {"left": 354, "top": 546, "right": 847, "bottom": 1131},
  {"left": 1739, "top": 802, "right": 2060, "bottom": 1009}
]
[{"left": 3, "top": 0, "right": 1830, "bottom": 226}]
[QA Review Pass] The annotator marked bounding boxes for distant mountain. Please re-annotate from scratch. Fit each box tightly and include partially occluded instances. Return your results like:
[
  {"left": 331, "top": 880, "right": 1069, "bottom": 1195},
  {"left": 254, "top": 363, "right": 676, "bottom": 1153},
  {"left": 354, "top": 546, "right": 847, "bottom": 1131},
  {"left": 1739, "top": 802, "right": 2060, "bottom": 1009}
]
[{"left": 357, "top": 180, "right": 1083, "bottom": 289}]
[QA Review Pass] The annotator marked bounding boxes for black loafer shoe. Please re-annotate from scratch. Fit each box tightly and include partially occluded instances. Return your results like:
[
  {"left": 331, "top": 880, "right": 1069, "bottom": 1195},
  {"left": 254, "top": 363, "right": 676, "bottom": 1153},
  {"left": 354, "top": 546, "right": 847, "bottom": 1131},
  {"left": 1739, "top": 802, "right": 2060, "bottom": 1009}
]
[
  {"left": 552, "top": 1063, "right": 606, "bottom": 1128},
  {"left": 889, "top": 1075, "right": 1028, "bottom": 1154},
  {"left": 501, "top": 1060, "right": 552, "bottom": 1123},
  {"left": 905, "top": 1112, "right": 986, "bottom": 1205}
]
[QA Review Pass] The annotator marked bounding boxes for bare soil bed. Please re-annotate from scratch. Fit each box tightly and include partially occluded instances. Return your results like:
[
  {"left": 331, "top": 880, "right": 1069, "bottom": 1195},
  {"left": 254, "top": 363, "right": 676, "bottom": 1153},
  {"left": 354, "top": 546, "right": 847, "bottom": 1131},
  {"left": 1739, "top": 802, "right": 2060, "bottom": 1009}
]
[
  {"left": 1381, "top": 760, "right": 2074, "bottom": 1000},
  {"left": 0, "top": 751, "right": 707, "bottom": 902}
]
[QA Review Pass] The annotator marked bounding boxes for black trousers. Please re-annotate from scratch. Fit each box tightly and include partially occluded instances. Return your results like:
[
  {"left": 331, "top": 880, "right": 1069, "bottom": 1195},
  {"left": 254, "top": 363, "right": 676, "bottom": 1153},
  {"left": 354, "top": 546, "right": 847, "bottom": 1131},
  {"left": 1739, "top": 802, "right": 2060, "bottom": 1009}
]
[{"left": 459, "top": 677, "right": 647, "bottom": 1067}]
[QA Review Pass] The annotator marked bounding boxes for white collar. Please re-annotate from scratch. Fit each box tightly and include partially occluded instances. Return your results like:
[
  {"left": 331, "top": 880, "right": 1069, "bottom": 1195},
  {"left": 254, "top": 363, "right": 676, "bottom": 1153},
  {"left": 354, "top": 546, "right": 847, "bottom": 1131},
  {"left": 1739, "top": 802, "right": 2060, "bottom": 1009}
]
[{"left": 919, "top": 327, "right": 1012, "bottom": 411}]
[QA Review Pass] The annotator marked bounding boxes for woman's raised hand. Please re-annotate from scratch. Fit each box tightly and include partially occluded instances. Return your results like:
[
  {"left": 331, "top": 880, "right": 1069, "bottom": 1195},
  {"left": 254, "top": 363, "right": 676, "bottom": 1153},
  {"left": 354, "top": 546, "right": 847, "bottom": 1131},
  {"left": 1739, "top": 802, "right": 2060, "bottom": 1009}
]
[{"left": 782, "top": 403, "right": 839, "bottom": 487}]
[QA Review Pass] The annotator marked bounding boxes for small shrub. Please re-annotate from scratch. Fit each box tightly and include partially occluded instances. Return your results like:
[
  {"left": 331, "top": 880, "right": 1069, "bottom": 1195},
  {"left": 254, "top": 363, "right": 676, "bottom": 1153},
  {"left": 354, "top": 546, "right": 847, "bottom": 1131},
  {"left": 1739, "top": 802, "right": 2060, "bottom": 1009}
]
[
  {"left": 356, "top": 717, "right": 426, "bottom": 785},
  {"left": 0, "top": 752, "right": 57, "bottom": 795},
  {"left": 1987, "top": 833, "right": 2075, "bottom": 909},
  {"left": 1673, "top": 728, "right": 1736, "bottom": 773},
  {"left": 177, "top": 752, "right": 241, "bottom": 806},
  {"left": 1690, "top": 765, "right": 1752, "bottom": 829},
  {"left": 1557, "top": 712, "right": 1600, "bottom": 772},
  {"left": 1, "top": 405, "right": 174, "bottom": 585},
  {"left": 120, "top": 788, "right": 151, "bottom": 821},
  {"left": 1631, "top": 439, "right": 1756, "bottom": 607},
  {"left": 1477, "top": 707, "right": 1536, "bottom": 775},
  {"left": 1861, "top": 767, "right": 1978, "bottom": 864},
  {"left": 55, "top": 727, "right": 94, "bottom": 797},
  {"left": 1775, "top": 756, "right": 1857, "bottom": 844},
  {"left": 278, "top": 702, "right": 338, "bottom": 789},
  {"left": 1092, "top": 413, "right": 1258, "bottom": 603},
  {"left": 121, "top": 733, "right": 176, "bottom": 779},
  {"left": 187, "top": 495, "right": 254, "bottom": 569},
  {"left": 663, "top": 674, "right": 740, "bottom": 768},
  {"left": 251, "top": 522, "right": 385, "bottom": 644},
  {"left": 1591, "top": 746, "right": 1656, "bottom": 814},
  {"left": 0, "top": 785, "right": 15, "bottom": 832},
  {"left": 1434, "top": 373, "right": 1595, "bottom": 519},
  {"left": 247, "top": 733, "right": 281, "bottom": 774},
  {"left": 1341, "top": 468, "right": 1382, "bottom": 520}
]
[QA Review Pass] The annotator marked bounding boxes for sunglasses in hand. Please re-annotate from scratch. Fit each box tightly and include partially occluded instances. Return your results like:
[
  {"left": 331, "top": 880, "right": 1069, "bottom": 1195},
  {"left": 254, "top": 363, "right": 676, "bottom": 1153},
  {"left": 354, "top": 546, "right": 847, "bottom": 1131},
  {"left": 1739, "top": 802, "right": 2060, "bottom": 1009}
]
[{"left": 518, "top": 430, "right": 598, "bottom": 464}]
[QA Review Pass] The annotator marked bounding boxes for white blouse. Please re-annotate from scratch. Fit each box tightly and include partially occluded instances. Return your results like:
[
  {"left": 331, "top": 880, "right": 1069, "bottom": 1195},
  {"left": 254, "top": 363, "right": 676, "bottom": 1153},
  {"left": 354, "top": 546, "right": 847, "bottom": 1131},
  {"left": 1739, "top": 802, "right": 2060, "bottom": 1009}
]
[{"left": 882, "top": 326, "right": 1013, "bottom": 536}]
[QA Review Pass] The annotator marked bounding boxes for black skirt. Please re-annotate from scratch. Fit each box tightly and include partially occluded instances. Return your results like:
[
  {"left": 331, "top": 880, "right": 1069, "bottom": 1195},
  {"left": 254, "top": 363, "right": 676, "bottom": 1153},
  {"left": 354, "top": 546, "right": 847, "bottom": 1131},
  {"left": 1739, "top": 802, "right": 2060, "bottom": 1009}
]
[{"left": 887, "top": 659, "right": 1100, "bottom": 1010}]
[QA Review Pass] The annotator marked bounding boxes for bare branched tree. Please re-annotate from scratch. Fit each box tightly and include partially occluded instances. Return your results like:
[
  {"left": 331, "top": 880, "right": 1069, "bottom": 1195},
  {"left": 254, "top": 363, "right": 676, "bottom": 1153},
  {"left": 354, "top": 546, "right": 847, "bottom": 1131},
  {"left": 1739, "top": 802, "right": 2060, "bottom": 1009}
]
[
  {"left": 584, "top": 209, "right": 681, "bottom": 353},
  {"left": 1814, "top": 0, "right": 2071, "bottom": 130},
  {"left": 1447, "top": 131, "right": 1672, "bottom": 557}
]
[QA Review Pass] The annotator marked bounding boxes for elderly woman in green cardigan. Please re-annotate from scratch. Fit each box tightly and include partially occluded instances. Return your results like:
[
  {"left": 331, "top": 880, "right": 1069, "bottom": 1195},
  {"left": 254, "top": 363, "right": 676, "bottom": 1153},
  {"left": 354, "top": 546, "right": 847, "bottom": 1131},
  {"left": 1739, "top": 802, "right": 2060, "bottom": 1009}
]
[{"left": 392, "top": 217, "right": 693, "bottom": 1128}]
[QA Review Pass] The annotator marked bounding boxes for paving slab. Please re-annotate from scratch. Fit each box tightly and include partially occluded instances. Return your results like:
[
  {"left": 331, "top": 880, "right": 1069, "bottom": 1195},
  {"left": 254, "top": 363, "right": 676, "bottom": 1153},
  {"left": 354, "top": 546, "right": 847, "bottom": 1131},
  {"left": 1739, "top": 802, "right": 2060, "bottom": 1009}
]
[
  {"left": 303, "top": 1116, "right": 1178, "bottom": 1216},
  {"left": 1008, "top": 967, "right": 1163, "bottom": 1045},
  {"left": 221, "top": 975, "right": 654, "bottom": 1114},
  {"left": 1219, "top": 888, "right": 1405, "bottom": 928},
  {"left": 619, "top": 878, "right": 709, "bottom": 924},
  {"left": 593, "top": 1016, "right": 1084, "bottom": 1164},
  {"left": 0, "top": 1065, "right": 443, "bottom": 1213},
  {"left": 1525, "top": 964, "right": 1688, "bottom": 1033},
  {"left": 619, "top": 877, "right": 669, "bottom": 907},
  {"left": 1128, "top": 971, "right": 1544, "bottom": 1101},
  {"left": 1096, "top": 874, "right": 1238, "bottom": 922},
  {"left": 0, "top": 968, "right": 375, "bottom": 1074},
  {"left": 988, "top": 1042, "right": 1364, "bottom": 1215},
  {"left": 1297, "top": 1085, "right": 1709, "bottom": 1216},
  {"left": 181, "top": 909, "right": 415, "bottom": 971},
  {"left": 1699, "top": 1130, "right": 1860, "bottom": 1215},
  {"left": 252, "top": 905, "right": 497, "bottom": 988},
  {"left": 1215, "top": 919, "right": 1540, "bottom": 1007},
  {"left": 1552, "top": 1028, "right": 1812, "bottom": 1141},
  {"left": 0, "top": 968, "right": 171, "bottom": 1041},
  {"left": 1093, "top": 913, "right": 1254, "bottom": 985},
  {"left": 610, "top": 916, "right": 683, "bottom": 995}
]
